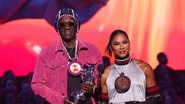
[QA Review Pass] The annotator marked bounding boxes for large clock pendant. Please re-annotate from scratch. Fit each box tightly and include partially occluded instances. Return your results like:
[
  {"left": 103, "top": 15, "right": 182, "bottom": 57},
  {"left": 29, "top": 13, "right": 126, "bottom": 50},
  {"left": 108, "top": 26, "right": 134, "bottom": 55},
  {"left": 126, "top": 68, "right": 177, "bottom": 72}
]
[{"left": 114, "top": 72, "right": 131, "bottom": 93}]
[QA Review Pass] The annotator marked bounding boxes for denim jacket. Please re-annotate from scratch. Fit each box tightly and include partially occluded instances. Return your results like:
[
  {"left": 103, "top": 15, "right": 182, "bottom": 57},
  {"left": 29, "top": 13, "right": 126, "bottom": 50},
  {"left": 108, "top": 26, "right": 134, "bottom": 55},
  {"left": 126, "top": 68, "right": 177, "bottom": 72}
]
[{"left": 31, "top": 39, "right": 103, "bottom": 104}]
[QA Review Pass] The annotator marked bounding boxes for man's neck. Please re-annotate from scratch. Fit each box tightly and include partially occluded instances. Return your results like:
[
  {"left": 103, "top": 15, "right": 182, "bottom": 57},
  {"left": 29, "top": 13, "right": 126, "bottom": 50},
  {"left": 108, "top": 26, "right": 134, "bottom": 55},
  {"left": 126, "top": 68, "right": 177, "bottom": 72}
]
[{"left": 63, "top": 39, "right": 76, "bottom": 48}]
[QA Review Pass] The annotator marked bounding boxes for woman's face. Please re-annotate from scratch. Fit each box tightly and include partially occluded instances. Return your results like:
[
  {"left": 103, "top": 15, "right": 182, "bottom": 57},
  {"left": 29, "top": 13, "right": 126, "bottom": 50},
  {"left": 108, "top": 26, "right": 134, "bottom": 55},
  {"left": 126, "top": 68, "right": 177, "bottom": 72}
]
[
  {"left": 58, "top": 16, "right": 78, "bottom": 42},
  {"left": 111, "top": 33, "right": 130, "bottom": 58}
]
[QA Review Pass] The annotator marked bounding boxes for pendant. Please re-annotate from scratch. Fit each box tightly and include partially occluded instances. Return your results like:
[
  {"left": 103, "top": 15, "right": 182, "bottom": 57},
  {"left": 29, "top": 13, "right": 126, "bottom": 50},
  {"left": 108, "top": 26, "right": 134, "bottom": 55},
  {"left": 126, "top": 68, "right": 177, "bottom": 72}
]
[
  {"left": 68, "top": 61, "right": 82, "bottom": 76},
  {"left": 114, "top": 72, "right": 131, "bottom": 93}
]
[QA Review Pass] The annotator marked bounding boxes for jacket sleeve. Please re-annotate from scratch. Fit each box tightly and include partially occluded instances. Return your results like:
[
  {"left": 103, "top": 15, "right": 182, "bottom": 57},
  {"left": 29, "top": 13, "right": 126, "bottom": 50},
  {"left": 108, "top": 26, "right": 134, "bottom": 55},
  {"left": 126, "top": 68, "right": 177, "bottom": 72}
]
[{"left": 31, "top": 51, "right": 65, "bottom": 104}]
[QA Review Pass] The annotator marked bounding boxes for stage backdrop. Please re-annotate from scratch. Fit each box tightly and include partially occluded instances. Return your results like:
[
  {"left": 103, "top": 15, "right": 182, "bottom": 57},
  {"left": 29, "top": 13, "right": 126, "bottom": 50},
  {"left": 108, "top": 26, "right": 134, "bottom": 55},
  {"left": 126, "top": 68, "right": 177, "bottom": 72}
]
[{"left": 0, "top": 0, "right": 185, "bottom": 76}]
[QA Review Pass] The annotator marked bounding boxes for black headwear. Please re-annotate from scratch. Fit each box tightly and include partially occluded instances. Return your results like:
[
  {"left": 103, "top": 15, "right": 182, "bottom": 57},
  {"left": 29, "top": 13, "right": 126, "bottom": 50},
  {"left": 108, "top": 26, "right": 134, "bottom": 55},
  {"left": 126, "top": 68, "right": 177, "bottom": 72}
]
[{"left": 55, "top": 8, "right": 80, "bottom": 32}]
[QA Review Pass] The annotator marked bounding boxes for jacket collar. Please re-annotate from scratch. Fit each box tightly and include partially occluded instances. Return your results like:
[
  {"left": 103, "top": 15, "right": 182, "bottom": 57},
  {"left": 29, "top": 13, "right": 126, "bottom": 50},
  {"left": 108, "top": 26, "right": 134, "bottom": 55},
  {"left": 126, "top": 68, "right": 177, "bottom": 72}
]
[{"left": 55, "top": 39, "right": 88, "bottom": 54}]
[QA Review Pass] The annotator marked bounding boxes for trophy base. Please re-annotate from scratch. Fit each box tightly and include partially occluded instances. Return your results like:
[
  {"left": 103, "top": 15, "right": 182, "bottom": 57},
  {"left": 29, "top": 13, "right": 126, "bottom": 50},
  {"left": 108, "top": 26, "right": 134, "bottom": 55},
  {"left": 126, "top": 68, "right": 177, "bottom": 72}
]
[
  {"left": 71, "top": 99, "right": 85, "bottom": 104},
  {"left": 70, "top": 92, "right": 86, "bottom": 104}
]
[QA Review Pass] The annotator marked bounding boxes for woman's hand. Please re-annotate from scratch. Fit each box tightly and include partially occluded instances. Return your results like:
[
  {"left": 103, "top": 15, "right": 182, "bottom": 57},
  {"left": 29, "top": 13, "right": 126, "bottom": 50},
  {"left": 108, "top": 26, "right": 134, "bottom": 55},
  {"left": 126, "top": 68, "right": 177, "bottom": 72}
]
[
  {"left": 80, "top": 83, "right": 95, "bottom": 94},
  {"left": 64, "top": 97, "right": 74, "bottom": 104}
]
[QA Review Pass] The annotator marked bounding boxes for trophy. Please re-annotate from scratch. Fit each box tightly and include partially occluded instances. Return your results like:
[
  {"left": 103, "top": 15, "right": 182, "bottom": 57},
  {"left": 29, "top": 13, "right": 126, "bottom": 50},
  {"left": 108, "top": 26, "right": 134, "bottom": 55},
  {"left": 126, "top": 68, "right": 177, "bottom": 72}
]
[{"left": 69, "top": 64, "right": 95, "bottom": 104}]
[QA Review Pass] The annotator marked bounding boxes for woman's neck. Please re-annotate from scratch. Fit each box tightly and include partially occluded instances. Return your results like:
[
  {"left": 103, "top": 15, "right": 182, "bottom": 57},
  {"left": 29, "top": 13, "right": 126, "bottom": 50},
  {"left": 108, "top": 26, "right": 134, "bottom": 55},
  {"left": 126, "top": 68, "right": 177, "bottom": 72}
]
[{"left": 115, "top": 55, "right": 130, "bottom": 65}]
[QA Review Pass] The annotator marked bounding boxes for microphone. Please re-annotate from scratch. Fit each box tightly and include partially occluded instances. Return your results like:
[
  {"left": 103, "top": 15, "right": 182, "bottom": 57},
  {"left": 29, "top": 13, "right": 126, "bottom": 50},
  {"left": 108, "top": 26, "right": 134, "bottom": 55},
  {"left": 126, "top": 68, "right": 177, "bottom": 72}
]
[
  {"left": 96, "top": 64, "right": 104, "bottom": 104},
  {"left": 97, "top": 64, "right": 104, "bottom": 75}
]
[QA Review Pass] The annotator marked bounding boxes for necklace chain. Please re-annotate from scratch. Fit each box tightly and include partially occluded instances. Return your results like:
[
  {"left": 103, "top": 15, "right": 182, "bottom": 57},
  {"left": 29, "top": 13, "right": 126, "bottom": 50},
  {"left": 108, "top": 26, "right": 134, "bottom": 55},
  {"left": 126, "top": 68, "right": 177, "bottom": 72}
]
[
  {"left": 59, "top": 37, "right": 78, "bottom": 61},
  {"left": 114, "top": 59, "right": 131, "bottom": 75}
]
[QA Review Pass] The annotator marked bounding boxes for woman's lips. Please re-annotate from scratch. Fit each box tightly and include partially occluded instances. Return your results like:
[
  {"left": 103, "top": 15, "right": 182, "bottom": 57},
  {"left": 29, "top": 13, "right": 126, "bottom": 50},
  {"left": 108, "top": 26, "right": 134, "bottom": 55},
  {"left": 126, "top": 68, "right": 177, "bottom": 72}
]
[{"left": 119, "top": 50, "right": 126, "bottom": 54}]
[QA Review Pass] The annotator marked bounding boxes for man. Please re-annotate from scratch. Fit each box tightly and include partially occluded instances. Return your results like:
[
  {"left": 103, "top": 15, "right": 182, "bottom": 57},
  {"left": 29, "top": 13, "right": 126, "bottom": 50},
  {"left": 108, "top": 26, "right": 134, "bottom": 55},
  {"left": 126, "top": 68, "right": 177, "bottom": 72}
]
[
  {"left": 154, "top": 52, "right": 175, "bottom": 104},
  {"left": 31, "top": 8, "right": 103, "bottom": 104}
]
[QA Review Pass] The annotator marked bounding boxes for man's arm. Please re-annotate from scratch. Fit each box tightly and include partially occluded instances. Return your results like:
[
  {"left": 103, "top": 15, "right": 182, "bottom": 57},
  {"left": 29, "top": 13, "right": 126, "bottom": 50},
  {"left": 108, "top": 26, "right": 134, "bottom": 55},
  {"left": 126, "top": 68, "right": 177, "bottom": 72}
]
[{"left": 31, "top": 52, "right": 65, "bottom": 104}]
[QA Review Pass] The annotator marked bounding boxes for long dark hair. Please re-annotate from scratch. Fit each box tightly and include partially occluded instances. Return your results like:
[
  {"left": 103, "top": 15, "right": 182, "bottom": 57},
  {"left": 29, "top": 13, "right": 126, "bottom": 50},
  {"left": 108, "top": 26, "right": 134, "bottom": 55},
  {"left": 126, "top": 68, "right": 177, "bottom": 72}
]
[{"left": 105, "top": 29, "right": 129, "bottom": 56}]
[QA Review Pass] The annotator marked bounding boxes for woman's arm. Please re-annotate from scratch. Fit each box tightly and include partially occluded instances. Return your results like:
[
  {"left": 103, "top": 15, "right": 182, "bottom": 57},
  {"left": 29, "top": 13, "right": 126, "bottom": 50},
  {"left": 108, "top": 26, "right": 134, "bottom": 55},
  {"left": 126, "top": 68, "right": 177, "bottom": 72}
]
[
  {"left": 100, "top": 65, "right": 112, "bottom": 103},
  {"left": 135, "top": 60, "right": 161, "bottom": 104}
]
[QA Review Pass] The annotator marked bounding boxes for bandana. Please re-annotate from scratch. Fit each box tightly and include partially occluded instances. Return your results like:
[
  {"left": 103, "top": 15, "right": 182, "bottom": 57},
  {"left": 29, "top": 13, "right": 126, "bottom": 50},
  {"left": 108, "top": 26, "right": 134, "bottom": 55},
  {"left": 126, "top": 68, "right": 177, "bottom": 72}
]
[{"left": 55, "top": 8, "right": 80, "bottom": 32}]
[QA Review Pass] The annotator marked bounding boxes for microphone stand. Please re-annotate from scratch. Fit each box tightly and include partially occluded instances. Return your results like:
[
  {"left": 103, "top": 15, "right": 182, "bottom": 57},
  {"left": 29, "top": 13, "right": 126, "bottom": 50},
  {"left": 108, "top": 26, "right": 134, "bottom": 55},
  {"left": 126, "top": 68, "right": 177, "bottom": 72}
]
[
  {"left": 96, "top": 64, "right": 104, "bottom": 104},
  {"left": 94, "top": 74, "right": 102, "bottom": 104},
  {"left": 98, "top": 74, "right": 102, "bottom": 104}
]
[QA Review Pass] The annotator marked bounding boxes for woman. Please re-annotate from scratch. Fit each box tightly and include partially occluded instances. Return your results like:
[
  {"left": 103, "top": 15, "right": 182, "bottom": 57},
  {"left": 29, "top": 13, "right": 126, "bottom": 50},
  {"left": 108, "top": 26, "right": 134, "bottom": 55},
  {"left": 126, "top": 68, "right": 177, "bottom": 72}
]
[{"left": 101, "top": 30, "right": 161, "bottom": 104}]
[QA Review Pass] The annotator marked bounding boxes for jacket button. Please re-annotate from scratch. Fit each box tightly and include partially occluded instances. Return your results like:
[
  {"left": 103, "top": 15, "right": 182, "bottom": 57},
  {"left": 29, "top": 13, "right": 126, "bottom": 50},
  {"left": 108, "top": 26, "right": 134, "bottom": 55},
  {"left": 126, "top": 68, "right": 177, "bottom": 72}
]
[
  {"left": 61, "top": 80, "right": 64, "bottom": 83},
  {"left": 62, "top": 93, "right": 65, "bottom": 96}
]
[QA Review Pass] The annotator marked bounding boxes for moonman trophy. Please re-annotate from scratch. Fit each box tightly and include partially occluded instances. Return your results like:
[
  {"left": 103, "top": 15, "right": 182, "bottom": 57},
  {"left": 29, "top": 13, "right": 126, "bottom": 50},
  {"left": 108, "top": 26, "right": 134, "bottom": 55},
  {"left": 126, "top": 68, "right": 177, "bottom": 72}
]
[{"left": 70, "top": 64, "right": 95, "bottom": 104}]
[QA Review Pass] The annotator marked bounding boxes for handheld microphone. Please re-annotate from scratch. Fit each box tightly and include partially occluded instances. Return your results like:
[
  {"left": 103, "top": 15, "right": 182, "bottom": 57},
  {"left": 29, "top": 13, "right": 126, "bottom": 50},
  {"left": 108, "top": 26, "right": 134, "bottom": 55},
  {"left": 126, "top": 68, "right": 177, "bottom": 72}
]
[
  {"left": 96, "top": 64, "right": 105, "bottom": 104},
  {"left": 97, "top": 64, "right": 104, "bottom": 75}
]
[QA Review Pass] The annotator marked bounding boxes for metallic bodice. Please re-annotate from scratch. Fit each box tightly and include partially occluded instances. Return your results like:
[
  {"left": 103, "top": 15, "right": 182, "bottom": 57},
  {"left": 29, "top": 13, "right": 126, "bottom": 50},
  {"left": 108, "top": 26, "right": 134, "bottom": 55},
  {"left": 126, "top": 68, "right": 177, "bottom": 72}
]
[{"left": 106, "top": 60, "right": 146, "bottom": 104}]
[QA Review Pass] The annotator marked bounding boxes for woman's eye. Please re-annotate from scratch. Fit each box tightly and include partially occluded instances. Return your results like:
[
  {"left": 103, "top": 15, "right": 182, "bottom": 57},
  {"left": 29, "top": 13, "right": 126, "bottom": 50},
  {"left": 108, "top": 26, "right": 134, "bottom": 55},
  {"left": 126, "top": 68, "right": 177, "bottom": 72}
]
[
  {"left": 123, "top": 41, "right": 128, "bottom": 44},
  {"left": 113, "top": 43, "right": 119, "bottom": 45}
]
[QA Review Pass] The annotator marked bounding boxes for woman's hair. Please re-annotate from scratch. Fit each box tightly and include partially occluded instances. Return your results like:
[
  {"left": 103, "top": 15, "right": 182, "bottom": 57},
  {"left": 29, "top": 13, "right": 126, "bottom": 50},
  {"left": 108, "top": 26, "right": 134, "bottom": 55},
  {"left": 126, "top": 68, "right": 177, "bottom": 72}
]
[{"left": 105, "top": 29, "right": 129, "bottom": 56}]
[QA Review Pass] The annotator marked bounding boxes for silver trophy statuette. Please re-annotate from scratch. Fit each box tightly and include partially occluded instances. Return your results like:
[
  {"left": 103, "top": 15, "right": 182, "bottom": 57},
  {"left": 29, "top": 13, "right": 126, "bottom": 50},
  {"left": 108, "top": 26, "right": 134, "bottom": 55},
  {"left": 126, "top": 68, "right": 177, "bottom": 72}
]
[{"left": 69, "top": 64, "right": 95, "bottom": 104}]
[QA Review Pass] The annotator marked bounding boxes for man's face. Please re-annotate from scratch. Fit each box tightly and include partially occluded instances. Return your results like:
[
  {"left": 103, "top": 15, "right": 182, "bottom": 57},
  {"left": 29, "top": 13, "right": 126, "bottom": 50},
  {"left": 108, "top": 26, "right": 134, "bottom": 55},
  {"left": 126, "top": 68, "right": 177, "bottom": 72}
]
[{"left": 58, "top": 16, "right": 78, "bottom": 42}]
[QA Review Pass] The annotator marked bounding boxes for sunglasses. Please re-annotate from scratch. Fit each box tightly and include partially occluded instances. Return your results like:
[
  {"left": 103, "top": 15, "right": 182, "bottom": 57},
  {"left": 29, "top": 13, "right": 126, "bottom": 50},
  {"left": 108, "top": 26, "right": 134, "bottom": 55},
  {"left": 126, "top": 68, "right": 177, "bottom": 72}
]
[{"left": 59, "top": 22, "right": 77, "bottom": 30}]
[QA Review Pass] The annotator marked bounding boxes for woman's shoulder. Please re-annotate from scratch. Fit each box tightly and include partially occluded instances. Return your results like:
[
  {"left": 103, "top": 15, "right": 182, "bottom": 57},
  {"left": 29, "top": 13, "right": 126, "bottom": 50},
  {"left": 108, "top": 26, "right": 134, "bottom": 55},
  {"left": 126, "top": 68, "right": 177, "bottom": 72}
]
[
  {"left": 133, "top": 59, "right": 153, "bottom": 73},
  {"left": 102, "top": 64, "right": 114, "bottom": 76},
  {"left": 105, "top": 64, "right": 114, "bottom": 71}
]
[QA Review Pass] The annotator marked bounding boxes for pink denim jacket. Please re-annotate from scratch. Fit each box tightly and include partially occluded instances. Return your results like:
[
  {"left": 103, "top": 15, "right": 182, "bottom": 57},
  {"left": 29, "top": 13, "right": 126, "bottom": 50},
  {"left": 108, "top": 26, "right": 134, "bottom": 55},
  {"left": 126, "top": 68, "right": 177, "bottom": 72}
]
[{"left": 31, "top": 39, "right": 103, "bottom": 104}]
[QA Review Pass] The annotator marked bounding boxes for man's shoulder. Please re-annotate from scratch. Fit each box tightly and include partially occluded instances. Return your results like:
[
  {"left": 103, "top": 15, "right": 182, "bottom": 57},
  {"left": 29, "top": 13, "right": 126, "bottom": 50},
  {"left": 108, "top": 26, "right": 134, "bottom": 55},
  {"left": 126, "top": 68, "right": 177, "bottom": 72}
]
[
  {"left": 43, "top": 41, "right": 59, "bottom": 49},
  {"left": 79, "top": 39, "right": 93, "bottom": 45},
  {"left": 40, "top": 41, "right": 59, "bottom": 54},
  {"left": 79, "top": 39, "right": 98, "bottom": 49}
]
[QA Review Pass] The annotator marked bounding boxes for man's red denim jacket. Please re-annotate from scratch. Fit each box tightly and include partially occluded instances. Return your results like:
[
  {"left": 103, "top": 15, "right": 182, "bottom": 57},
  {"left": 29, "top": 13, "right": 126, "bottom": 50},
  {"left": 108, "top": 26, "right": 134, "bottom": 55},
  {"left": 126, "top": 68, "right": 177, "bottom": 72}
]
[{"left": 31, "top": 39, "right": 103, "bottom": 104}]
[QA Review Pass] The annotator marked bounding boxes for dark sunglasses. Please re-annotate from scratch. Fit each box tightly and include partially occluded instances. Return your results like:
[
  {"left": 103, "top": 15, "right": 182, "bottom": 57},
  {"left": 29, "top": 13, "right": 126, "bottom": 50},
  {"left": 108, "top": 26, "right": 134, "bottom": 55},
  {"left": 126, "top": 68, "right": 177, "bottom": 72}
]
[{"left": 59, "top": 22, "right": 77, "bottom": 30}]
